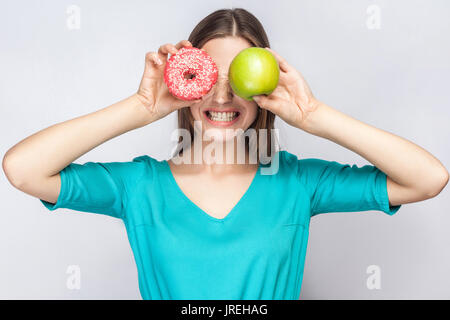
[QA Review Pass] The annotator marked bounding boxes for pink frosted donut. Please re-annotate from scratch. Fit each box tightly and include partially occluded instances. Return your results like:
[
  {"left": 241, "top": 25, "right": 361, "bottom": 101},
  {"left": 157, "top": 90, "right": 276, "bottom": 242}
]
[{"left": 164, "top": 46, "right": 218, "bottom": 101}]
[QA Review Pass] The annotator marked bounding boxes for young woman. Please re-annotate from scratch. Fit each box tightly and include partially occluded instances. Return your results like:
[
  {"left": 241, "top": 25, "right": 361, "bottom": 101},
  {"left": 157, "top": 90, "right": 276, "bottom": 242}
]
[{"left": 3, "top": 8, "right": 448, "bottom": 300}]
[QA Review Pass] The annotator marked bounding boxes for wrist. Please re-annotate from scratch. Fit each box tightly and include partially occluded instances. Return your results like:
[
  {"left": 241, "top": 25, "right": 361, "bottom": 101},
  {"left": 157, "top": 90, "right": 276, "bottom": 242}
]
[
  {"left": 129, "top": 93, "right": 158, "bottom": 128},
  {"left": 135, "top": 91, "right": 153, "bottom": 108},
  {"left": 300, "top": 100, "right": 329, "bottom": 137}
]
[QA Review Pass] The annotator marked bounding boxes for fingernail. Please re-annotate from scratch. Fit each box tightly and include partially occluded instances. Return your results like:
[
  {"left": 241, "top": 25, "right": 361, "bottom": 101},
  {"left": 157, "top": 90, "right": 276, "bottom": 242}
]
[{"left": 157, "top": 59, "right": 163, "bottom": 65}]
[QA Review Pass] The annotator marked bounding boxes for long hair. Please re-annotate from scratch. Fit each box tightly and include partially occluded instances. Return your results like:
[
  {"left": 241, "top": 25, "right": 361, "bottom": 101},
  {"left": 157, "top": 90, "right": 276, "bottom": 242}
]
[{"left": 174, "top": 8, "right": 277, "bottom": 162}]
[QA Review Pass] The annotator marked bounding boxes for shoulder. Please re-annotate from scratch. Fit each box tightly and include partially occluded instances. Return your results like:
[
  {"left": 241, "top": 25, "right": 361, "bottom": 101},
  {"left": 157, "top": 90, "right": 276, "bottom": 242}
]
[
  {"left": 276, "top": 149, "right": 331, "bottom": 171},
  {"left": 130, "top": 154, "right": 167, "bottom": 177},
  {"left": 84, "top": 154, "right": 166, "bottom": 188},
  {"left": 275, "top": 150, "right": 339, "bottom": 185},
  {"left": 132, "top": 154, "right": 159, "bottom": 166},
  {"left": 113, "top": 155, "right": 166, "bottom": 199}
]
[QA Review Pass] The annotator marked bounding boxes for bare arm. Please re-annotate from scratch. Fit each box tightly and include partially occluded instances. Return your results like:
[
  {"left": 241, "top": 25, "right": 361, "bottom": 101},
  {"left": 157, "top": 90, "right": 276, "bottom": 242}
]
[
  {"left": 2, "top": 39, "right": 199, "bottom": 205},
  {"left": 303, "top": 102, "right": 449, "bottom": 205},
  {"left": 2, "top": 94, "right": 155, "bottom": 203},
  {"left": 253, "top": 47, "right": 449, "bottom": 207}
]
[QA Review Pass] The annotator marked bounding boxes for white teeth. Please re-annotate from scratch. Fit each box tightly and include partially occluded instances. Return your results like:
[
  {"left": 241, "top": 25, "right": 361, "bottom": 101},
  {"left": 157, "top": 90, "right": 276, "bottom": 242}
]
[{"left": 207, "top": 111, "right": 238, "bottom": 122}]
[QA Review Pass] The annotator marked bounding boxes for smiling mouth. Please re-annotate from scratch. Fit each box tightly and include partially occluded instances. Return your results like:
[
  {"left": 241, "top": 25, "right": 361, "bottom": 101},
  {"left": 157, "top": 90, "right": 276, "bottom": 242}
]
[{"left": 204, "top": 110, "right": 240, "bottom": 123}]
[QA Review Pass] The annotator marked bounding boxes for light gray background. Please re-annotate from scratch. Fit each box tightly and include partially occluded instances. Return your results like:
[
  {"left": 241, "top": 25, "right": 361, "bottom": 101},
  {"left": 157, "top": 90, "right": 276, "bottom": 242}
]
[{"left": 1, "top": 0, "right": 449, "bottom": 299}]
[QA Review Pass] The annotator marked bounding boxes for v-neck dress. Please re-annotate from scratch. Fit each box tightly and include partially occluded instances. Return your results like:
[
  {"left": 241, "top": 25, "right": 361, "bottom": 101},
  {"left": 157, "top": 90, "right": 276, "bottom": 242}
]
[{"left": 40, "top": 150, "right": 401, "bottom": 299}]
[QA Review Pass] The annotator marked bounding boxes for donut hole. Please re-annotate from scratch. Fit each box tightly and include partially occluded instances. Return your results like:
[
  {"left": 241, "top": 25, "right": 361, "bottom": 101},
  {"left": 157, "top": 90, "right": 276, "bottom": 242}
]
[{"left": 183, "top": 70, "right": 196, "bottom": 80}]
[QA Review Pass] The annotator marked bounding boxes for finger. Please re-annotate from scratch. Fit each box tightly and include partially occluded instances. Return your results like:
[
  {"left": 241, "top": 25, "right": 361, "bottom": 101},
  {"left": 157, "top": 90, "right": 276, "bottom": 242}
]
[
  {"left": 252, "top": 94, "right": 281, "bottom": 115},
  {"left": 264, "top": 47, "right": 291, "bottom": 73},
  {"left": 175, "top": 40, "right": 193, "bottom": 49},
  {"left": 158, "top": 43, "right": 178, "bottom": 55},
  {"left": 173, "top": 97, "right": 203, "bottom": 110},
  {"left": 158, "top": 43, "right": 178, "bottom": 61},
  {"left": 145, "top": 52, "right": 163, "bottom": 66}
]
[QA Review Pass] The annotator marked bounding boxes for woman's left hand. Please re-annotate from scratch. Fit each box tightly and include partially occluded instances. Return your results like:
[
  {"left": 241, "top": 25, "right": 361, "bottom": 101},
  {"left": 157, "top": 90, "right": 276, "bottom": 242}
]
[{"left": 252, "top": 47, "right": 321, "bottom": 131}]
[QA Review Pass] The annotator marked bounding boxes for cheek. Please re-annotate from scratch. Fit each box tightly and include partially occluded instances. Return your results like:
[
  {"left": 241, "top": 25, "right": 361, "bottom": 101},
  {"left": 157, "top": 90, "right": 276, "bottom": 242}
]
[{"left": 245, "top": 104, "right": 259, "bottom": 124}]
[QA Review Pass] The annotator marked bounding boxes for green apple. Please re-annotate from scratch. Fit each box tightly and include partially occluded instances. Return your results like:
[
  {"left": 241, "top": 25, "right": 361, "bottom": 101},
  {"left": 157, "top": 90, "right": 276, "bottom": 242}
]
[{"left": 228, "top": 47, "right": 279, "bottom": 101}]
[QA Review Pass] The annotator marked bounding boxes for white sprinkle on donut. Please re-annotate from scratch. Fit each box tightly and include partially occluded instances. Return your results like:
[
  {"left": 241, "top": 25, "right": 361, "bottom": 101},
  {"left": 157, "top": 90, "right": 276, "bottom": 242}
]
[{"left": 164, "top": 47, "right": 219, "bottom": 101}]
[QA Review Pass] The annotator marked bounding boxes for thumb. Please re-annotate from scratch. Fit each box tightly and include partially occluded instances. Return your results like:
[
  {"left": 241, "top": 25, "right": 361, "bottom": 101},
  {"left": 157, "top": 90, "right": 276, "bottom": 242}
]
[
  {"left": 252, "top": 94, "right": 267, "bottom": 105},
  {"left": 253, "top": 94, "right": 275, "bottom": 112}
]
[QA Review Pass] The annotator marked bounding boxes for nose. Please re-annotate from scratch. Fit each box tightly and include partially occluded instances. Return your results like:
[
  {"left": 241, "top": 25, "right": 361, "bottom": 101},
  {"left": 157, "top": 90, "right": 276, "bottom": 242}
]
[{"left": 212, "top": 75, "right": 233, "bottom": 105}]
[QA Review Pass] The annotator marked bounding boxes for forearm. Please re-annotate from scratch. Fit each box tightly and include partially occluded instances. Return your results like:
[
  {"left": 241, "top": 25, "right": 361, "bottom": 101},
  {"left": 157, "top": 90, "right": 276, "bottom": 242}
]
[
  {"left": 3, "top": 94, "right": 154, "bottom": 185},
  {"left": 303, "top": 102, "right": 449, "bottom": 193}
]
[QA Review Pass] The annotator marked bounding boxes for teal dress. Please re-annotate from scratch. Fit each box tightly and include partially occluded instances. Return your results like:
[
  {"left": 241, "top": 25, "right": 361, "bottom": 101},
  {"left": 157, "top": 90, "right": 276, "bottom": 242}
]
[{"left": 40, "top": 150, "right": 401, "bottom": 299}]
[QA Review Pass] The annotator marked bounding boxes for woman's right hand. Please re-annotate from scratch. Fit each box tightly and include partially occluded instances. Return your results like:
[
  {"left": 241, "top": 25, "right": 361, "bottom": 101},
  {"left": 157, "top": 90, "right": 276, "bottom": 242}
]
[{"left": 136, "top": 40, "right": 203, "bottom": 124}]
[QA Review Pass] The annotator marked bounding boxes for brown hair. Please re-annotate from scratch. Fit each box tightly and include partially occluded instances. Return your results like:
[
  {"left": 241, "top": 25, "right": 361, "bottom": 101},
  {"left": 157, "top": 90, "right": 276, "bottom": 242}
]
[{"left": 175, "top": 8, "right": 277, "bottom": 162}]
